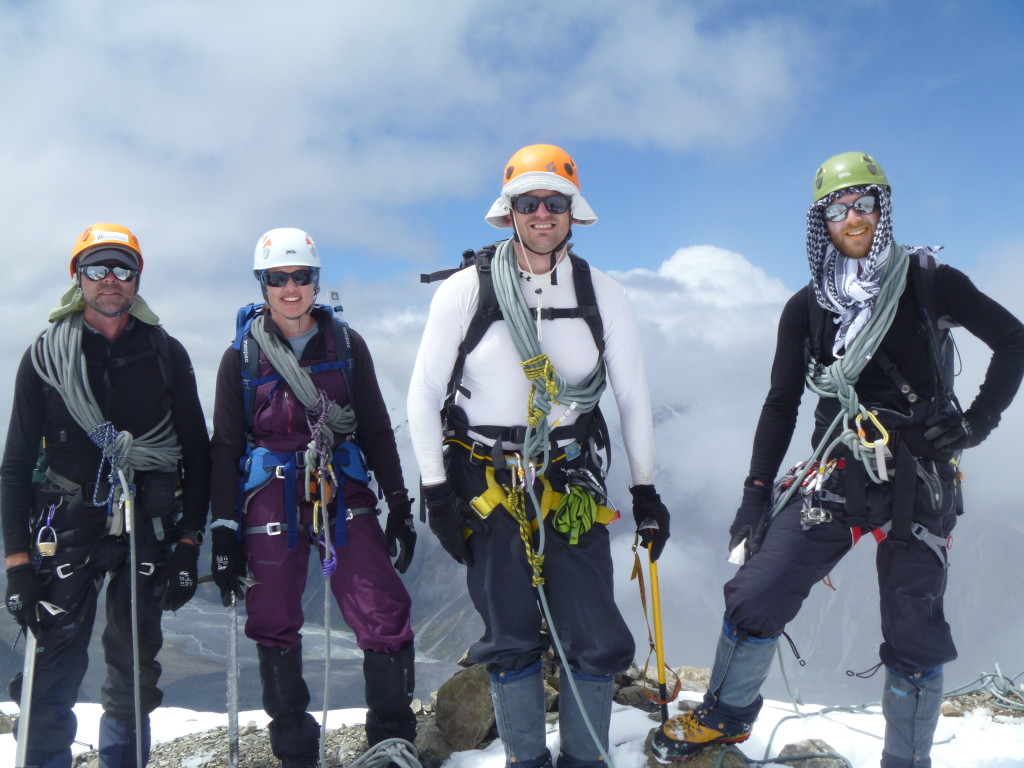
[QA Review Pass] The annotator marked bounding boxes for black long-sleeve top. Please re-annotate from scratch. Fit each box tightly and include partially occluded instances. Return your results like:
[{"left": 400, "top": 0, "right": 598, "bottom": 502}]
[
  {"left": 1, "top": 318, "right": 212, "bottom": 557},
  {"left": 747, "top": 262, "right": 1024, "bottom": 485},
  {"left": 209, "top": 309, "right": 408, "bottom": 523}
]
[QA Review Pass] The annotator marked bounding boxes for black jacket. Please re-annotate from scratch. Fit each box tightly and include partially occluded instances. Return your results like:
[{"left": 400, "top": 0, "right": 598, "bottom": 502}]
[
  {"left": 747, "top": 262, "right": 1024, "bottom": 484},
  {"left": 1, "top": 317, "right": 211, "bottom": 557}
]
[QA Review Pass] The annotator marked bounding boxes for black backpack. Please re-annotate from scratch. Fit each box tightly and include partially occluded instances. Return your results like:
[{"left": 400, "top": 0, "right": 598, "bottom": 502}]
[
  {"left": 807, "top": 248, "right": 959, "bottom": 408},
  {"left": 232, "top": 302, "right": 355, "bottom": 435},
  {"left": 421, "top": 243, "right": 611, "bottom": 467}
]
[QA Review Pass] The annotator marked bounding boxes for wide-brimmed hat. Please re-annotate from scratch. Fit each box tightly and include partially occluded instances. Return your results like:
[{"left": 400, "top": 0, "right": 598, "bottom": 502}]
[{"left": 484, "top": 144, "right": 597, "bottom": 228}]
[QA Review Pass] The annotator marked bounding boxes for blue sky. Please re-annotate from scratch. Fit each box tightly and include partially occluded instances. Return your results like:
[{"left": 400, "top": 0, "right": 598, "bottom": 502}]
[
  {"left": 4, "top": 0, "right": 1024, "bottom": 689},
  {"left": 2, "top": 1, "right": 1022, "bottom": 300}
]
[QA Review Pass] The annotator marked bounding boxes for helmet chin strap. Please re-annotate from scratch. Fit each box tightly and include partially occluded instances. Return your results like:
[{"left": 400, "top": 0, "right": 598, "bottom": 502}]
[
  {"left": 93, "top": 302, "right": 135, "bottom": 319},
  {"left": 510, "top": 212, "right": 572, "bottom": 281}
]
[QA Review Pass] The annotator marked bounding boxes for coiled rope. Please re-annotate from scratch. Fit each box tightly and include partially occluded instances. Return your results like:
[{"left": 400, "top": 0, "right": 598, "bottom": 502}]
[
  {"left": 30, "top": 313, "right": 182, "bottom": 499},
  {"left": 491, "top": 239, "right": 606, "bottom": 476},
  {"left": 769, "top": 244, "right": 909, "bottom": 518},
  {"left": 251, "top": 314, "right": 357, "bottom": 468}
]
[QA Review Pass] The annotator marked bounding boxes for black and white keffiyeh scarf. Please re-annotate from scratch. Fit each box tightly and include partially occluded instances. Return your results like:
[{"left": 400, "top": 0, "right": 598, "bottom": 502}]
[{"left": 805, "top": 184, "right": 894, "bottom": 357}]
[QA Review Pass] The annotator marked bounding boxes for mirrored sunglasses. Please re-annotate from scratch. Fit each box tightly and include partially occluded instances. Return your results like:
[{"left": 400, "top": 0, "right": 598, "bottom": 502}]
[
  {"left": 824, "top": 195, "right": 877, "bottom": 223},
  {"left": 81, "top": 264, "right": 138, "bottom": 282},
  {"left": 511, "top": 193, "right": 572, "bottom": 215},
  {"left": 264, "top": 269, "right": 315, "bottom": 288}
]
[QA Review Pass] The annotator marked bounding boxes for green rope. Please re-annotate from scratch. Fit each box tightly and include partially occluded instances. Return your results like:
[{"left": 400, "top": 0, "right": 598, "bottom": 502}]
[{"left": 551, "top": 485, "right": 597, "bottom": 545}]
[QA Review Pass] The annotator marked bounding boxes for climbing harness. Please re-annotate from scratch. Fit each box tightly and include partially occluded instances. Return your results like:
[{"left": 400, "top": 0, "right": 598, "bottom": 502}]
[
  {"left": 755, "top": 245, "right": 909, "bottom": 542},
  {"left": 30, "top": 313, "right": 182, "bottom": 536},
  {"left": 234, "top": 308, "right": 370, "bottom": 549}
]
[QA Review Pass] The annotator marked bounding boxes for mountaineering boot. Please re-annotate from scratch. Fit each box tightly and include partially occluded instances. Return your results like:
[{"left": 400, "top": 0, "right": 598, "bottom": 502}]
[
  {"left": 363, "top": 644, "right": 417, "bottom": 745},
  {"left": 257, "top": 644, "right": 320, "bottom": 766},
  {"left": 880, "top": 666, "right": 943, "bottom": 768},
  {"left": 98, "top": 712, "right": 151, "bottom": 768},
  {"left": 651, "top": 619, "right": 776, "bottom": 762},
  {"left": 556, "top": 669, "right": 614, "bottom": 768},
  {"left": 490, "top": 659, "right": 552, "bottom": 768}
]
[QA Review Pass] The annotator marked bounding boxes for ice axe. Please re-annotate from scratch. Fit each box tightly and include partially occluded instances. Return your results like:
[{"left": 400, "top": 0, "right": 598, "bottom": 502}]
[
  {"left": 632, "top": 521, "right": 677, "bottom": 724},
  {"left": 646, "top": 539, "right": 670, "bottom": 723}
]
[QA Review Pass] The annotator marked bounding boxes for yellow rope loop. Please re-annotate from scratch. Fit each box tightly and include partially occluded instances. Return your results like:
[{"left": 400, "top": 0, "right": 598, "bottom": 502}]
[
  {"left": 522, "top": 355, "right": 561, "bottom": 400},
  {"left": 506, "top": 485, "right": 545, "bottom": 587},
  {"left": 526, "top": 389, "right": 544, "bottom": 428}
]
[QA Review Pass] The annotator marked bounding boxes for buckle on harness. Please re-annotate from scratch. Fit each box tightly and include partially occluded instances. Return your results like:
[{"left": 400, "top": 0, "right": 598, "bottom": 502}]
[
  {"left": 138, "top": 562, "right": 156, "bottom": 576},
  {"left": 265, "top": 522, "right": 283, "bottom": 536},
  {"left": 911, "top": 522, "right": 952, "bottom": 551},
  {"left": 469, "top": 440, "right": 487, "bottom": 465},
  {"left": 55, "top": 563, "right": 75, "bottom": 579},
  {"left": 800, "top": 506, "right": 833, "bottom": 527}
]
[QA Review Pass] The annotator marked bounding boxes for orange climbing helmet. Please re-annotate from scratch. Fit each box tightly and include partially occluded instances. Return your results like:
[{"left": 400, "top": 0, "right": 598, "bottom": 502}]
[
  {"left": 485, "top": 144, "right": 597, "bottom": 228},
  {"left": 70, "top": 223, "right": 143, "bottom": 277}
]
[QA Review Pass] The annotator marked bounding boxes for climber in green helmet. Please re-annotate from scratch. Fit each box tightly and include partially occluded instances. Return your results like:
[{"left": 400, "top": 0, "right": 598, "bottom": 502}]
[{"left": 650, "top": 152, "right": 1024, "bottom": 767}]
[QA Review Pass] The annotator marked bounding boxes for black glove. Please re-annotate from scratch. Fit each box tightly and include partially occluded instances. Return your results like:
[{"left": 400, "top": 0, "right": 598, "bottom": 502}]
[
  {"left": 923, "top": 409, "right": 983, "bottom": 451},
  {"left": 5, "top": 564, "right": 45, "bottom": 632},
  {"left": 423, "top": 482, "right": 474, "bottom": 566},
  {"left": 384, "top": 494, "right": 417, "bottom": 574},
  {"left": 729, "top": 483, "right": 771, "bottom": 554},
  {"left": 159, "top": 541, "right": 199, "bottom": 612},
  {"left": 630, "top": 485, "right": 670, "bottom": 561},
  {"left": 211, "top": 527, "right": 246, "bottom": 607}
]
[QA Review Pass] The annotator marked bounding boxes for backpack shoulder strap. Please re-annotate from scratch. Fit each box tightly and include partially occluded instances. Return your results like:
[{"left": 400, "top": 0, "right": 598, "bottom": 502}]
[
  {"left": 329, "top": 317, "right": 356, "bottom": 409},
  {"left": 905, "top": 247, "right": 958, "bottom": 400},
  {"left": 148, "top": 325, "right": 174, "bottom": 392},
  {"left": 567, "top": 253, "right": 604, "bottom": 355},
  {"left": 443, "top": 245, "right": 501, "bottom": 404},
  {"left": 805, "top": 283, "right": 827, "bottom": 365},
  {"left": 234, "top": 303, "right": 275, "bottom": 432}
]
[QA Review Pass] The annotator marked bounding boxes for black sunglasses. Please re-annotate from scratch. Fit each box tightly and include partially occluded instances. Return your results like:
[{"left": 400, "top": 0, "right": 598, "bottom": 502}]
[
  {"left": 264, "top": 269, "right": 316, "bottom": 288},
  {"left": 824, "top": 195, "right": 877, "bottom": 223},
  {"left": 511, "top": 193, "right": 572, "bottom": 215},
  {"left": 80, "top": 264, "right": 138, "bottom": 282}
]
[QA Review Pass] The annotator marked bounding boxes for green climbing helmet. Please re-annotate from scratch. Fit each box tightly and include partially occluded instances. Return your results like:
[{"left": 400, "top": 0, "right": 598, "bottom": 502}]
[{"left": 812, "top": 152, "right": 889, "bottom": 202}]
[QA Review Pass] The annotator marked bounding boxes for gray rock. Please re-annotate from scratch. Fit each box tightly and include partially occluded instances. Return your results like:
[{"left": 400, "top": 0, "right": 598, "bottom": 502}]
[
  {"left": 434, "top": 663, "right": 494, "bottom": 751},
  {"left": 778, "top": 738, "right": 847, "bottom": 767}
]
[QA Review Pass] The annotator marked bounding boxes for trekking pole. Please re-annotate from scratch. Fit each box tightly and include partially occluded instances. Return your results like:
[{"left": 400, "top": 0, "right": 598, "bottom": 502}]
[
  {"left": 320, "top": 577, "right": 331, "bottom": 768},
  {"left": 648, "top": 543, "right": 669, "bottom": 724},
  {"left": 14, "top": 624, "right": 38, "bottom": 768},
  {"left": 227, "top": 591, "right": 239, "bottom": 768},
  {"left": 122, "top": 473, "right": 145, "bottom": 768},
  {"left": 14, "top": 601, "right": 66, "bottom": 768}
]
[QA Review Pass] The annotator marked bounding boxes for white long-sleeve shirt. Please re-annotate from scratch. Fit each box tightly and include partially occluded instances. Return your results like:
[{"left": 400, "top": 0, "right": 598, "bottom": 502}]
[{"left": 407, "top": 250, "right": 655, "bottom": 487}]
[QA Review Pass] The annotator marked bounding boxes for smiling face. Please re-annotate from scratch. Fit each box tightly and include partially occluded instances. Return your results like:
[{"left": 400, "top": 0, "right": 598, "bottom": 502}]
[
  {"left": 825, "top": 191, "right": 881, "bottom": 259},
  {"left": 508, "top": 188, "right": 573, "bottom": 264},
  {"left": 264, "top": 265, "right": 316, "bottom": 334}
]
